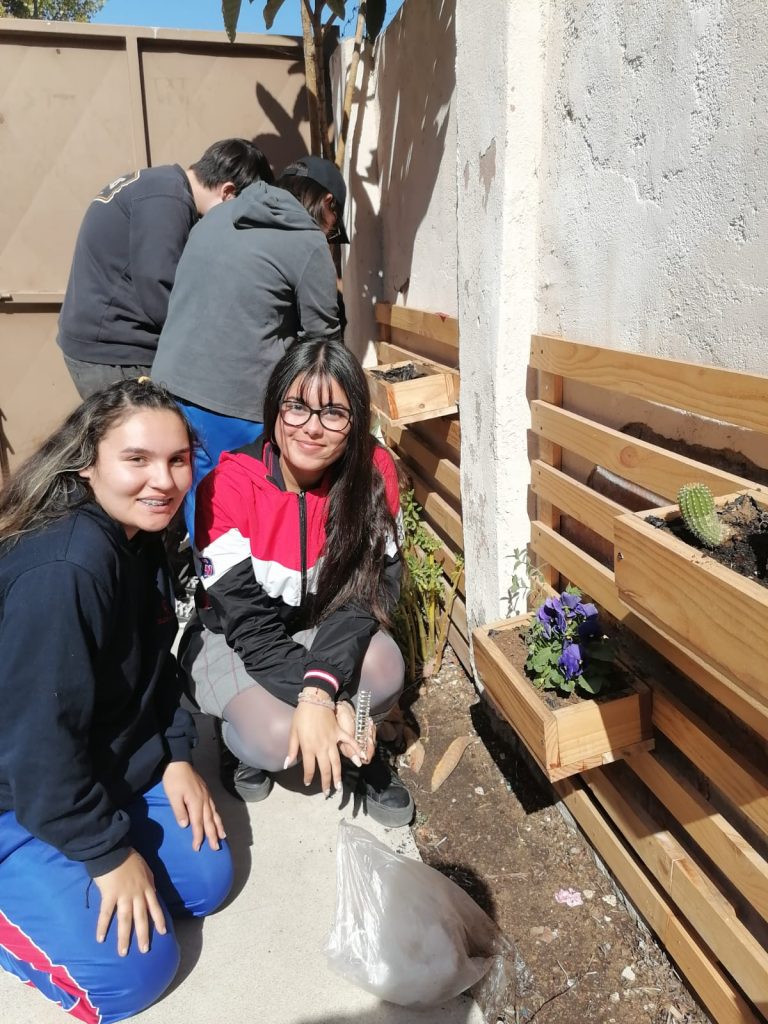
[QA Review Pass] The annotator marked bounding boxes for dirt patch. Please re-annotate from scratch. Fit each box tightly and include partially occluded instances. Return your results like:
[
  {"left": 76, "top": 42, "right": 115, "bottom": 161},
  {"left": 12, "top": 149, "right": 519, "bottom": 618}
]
[
  {"left": 401, "top": 647, "right": 709, "bottom": 1024},
  {"left": 649, "top": 493, "right": 768, "bottom": 586}
]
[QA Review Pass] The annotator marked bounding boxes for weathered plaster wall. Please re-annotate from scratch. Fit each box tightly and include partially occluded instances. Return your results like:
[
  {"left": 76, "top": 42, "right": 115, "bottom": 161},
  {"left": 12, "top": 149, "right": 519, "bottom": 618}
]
[
  {"left": 455, "top": 0, "right": 548, "bottom": 631},
  {"left": 538, "top": 1, "right": 768, "bottom": 371}
]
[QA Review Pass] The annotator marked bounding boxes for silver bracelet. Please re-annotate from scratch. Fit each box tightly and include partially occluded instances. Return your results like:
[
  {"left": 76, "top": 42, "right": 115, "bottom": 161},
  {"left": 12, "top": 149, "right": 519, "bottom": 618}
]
[{"left": 297, "top": 693, "right": 335, "bottom": 710}]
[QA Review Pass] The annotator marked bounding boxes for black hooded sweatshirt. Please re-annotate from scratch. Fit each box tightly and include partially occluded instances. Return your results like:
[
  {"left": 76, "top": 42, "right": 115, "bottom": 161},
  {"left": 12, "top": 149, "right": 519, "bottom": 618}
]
[{"left": 0, "top": 504, "right": 195, "bottom": 877}]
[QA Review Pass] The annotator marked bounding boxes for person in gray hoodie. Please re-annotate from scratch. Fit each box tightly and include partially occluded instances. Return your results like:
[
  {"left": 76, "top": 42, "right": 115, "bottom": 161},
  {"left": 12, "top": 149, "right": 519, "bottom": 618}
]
[{"left": 151, "top": 156, "right": 346, "bottom": 537}]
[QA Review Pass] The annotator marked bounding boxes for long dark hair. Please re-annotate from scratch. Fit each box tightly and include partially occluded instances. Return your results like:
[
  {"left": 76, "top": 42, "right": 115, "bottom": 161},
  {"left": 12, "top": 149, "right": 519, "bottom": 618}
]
[
  {"left": 0, "top": 379, "right": 193, "bottom": 545},
  {"left": 263, "top": 342, "right": 397, "bottom": 625}
]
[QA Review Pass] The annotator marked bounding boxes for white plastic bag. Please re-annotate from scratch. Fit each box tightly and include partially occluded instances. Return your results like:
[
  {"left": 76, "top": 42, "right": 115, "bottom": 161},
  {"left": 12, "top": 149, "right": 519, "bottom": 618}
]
[{"left": 326, "top": 820, "right": 514, "bottom": 1017}]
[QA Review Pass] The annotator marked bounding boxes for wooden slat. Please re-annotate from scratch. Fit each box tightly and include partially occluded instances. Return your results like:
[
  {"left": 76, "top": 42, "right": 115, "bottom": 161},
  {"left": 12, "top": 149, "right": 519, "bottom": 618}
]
[
  {"left": 448, "top": 619, "right": 470, "bottom": 674},
  {"left": 375, "top": 303, "right": 458, "bottom": 348},
  {"left": 385, "top": 423, "right": 461, "bottom": 504},
  {"left": 389, "top": 326, "right": 459, "bottom": 369},
  {"left": 529, "top": 522, "right": 768, "bottom": 742},
  {"left": 654, "top": 687, "right": 768, "bottom": 840},
  {"left": 531, "top": 461, "right": 625, "bottom": 542},
  {"left": 629, "top": 752, "right": 768, "bottom": 925},
  {"left": 531, "top": 401, "right": 759, "bottom": 501},
  {"left": 555, "top": 776, "right": 762, "bottom": 1024},
  {"left": 535, "top": 370, "right": 563, "bottom": 589},
  {"left": 585, "top": 768, "right": 768, "bottom": 1008},
  {"left": 375, "top": 340, "right": 457, "bottom": 375},
  {"left": 410, "top": 416, "right": 461, "bottom": 459},
  {"left": 408, "top": 471, "right": 464, "bottom": 551},
  {"left": 531, "top": 335, "right": 768, "bottom": 437},
  {"left": 448, "top": 592, "right": 467, "bottom": 640}
]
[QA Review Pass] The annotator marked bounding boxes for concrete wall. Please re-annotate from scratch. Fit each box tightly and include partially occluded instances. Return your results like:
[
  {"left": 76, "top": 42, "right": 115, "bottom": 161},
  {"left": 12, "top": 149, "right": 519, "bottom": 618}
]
[
  {"left": 344, "top": 0, "right": 768, "bottom": 636},
  {"left": 336, "top": 0, "right": 458, "bottom": 361},
  {"left": 537, "top": 1, "right": 768, "bottom": 372}
]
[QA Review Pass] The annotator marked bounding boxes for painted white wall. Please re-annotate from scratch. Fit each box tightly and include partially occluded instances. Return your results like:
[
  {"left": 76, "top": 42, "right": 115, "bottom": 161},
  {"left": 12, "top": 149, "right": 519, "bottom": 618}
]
[
  {"left": 455, "top": 0, "right": 548, "bottom": 632},
  {"left": 537, "top": 1, "right": 768, "bottom": 372},
  {"left": 340, "top": 0, "right": 768, "bottom": 642}
]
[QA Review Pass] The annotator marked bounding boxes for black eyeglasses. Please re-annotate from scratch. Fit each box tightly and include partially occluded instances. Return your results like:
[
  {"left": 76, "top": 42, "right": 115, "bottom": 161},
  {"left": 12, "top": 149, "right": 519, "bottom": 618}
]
[{"left": 280, "top": 399, "right": 352, "bottom": 432}]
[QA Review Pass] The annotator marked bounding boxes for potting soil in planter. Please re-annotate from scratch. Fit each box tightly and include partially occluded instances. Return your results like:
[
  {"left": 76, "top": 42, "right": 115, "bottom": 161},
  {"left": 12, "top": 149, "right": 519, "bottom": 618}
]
[
  {"left": 648, "top": 493, "right": 768, "bottom": 588},
  {"left": 487, "top": 623, "right": 633, "bottom": 711},
  {"left": 370, "top": 363, "right": 426, "bottom": 383}
]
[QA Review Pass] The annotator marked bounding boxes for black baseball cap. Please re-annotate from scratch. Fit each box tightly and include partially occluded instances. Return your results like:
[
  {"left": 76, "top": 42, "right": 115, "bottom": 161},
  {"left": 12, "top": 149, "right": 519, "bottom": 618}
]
[{"left": 281, "top": 155, "right": 350, "bottom": 243}]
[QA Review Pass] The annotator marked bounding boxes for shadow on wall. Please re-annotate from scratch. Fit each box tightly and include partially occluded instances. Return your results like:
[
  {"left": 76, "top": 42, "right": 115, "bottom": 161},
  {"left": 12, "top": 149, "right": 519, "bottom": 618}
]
[
  {"left": 342, "top": 0, "right": 456, "bottom": 358},
  {"left": 251, "top": 73, "right": 312, "bottom": 172},
  {"left": 373, "top": 0, "right": 457, "bottom": 305}
]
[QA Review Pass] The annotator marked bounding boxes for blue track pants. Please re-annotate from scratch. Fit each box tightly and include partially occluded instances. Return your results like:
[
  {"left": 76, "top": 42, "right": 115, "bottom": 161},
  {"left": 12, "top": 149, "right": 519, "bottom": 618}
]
[{"left": 0, "top": 779, "right": 233, "bottom": 1023}]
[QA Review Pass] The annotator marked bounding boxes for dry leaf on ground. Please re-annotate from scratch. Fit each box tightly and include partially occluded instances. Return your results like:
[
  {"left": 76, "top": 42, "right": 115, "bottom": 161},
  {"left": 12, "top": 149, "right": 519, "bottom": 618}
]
[{"left": 430, "top": 735, "right": 478, "bottom": 792}]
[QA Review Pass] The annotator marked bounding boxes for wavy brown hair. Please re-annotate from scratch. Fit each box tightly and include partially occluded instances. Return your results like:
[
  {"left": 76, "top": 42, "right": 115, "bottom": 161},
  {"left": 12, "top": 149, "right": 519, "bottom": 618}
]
[
  {"left": 262, "top": 341, "right": 398, "bottom": 625},
  {"left": 0, "top": 379, "right": 193, "bottom": 546}
]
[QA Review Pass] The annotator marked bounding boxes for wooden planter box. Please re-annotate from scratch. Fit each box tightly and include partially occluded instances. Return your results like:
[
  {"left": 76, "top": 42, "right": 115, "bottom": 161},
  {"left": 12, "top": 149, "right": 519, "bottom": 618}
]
[
  {"left": 366, "top": 360, "right": 458, "bottom": 426},
  {"left": 472, "top": 615, "right": 653, "bottom": 782},
  {"left": 614, "top": 488, "right": 768, "bottom": 706}
]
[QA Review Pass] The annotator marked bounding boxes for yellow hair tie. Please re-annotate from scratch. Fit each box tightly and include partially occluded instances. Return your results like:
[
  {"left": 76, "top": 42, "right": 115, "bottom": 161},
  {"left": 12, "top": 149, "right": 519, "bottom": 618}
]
[{"left": 137, "top": 376, "right": 151, "bottom": 384}]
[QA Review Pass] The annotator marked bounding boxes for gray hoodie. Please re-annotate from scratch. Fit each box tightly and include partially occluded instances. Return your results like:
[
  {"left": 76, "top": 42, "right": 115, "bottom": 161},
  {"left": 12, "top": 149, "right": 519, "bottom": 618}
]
[{"left": 152, "top": 181, "right": 340, "bottom": 422}]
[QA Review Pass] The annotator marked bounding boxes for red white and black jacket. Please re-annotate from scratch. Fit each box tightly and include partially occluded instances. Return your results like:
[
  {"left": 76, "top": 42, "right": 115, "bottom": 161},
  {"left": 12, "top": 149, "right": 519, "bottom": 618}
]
[{"left": 193, "top": 436, "right": 402, "bottom": 704}]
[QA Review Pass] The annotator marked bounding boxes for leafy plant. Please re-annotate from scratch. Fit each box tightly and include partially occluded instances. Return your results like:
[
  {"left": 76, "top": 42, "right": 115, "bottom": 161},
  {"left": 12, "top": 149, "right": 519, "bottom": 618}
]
[
  {"left": 678, "top": 482, "right": 731, "bottom": 548},
  {"left": 524, "top": 587, "right": 614, "bottom": 697},
  {"left": 504, "top": 546, "right": 547, "bottom": 617},
  {"left": 392, "top": 489, "right": 463, "bottom": 681}
]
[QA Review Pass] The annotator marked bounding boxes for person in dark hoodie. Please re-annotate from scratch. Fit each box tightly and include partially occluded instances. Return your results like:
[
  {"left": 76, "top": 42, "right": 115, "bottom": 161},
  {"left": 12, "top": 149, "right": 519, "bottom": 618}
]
[
  {"left": 151, "top": 156, "right": 347, "bottom": 537},
  {"left": 57, "top": 138, "right": 273, "bottom": 399},
  {"left": 0, "top": 379, "right": 231, "bottom": 1023}
]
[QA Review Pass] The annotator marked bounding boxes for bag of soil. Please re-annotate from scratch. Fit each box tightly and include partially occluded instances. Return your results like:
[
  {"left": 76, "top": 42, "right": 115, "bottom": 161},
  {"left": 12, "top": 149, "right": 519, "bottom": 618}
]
[{"left": 326, "top": 820, "right": 514, "bottom": 1018}]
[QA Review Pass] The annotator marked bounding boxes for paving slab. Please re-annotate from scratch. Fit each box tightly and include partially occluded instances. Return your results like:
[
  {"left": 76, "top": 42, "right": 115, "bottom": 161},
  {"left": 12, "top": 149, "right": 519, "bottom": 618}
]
[{"left": 0, "top": 711, "right": 485, "bottom": 1024}]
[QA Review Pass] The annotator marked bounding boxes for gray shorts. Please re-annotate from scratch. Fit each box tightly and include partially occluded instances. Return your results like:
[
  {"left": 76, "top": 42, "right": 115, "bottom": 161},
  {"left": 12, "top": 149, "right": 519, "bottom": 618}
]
[{"left": 179, "top": 618, "right": 317, "bottom": 718}]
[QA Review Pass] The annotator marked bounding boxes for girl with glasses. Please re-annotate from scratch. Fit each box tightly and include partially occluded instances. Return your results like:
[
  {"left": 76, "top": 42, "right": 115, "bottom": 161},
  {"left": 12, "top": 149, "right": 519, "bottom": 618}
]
[
  {"left": 0, "top": 379, "right": 232, "bottom": 1022},
  {"left": 180, "top": 341, "right": 414, "bottom": 827}
]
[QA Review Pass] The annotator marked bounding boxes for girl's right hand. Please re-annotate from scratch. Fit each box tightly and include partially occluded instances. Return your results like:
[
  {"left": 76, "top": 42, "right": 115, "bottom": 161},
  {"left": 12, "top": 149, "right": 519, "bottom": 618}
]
[{"left": 93, "top": 849, "right": 167, "bottom": 956}]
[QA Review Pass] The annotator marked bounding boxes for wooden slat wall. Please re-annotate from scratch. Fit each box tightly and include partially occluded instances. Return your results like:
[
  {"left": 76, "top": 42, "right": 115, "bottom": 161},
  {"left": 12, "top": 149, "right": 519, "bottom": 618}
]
[
  {"left": 374, "top": 303, "right": 467, "bottom": 673},
  {"left": 528, "top": 336, "right": 768, "bottom": 1023}
]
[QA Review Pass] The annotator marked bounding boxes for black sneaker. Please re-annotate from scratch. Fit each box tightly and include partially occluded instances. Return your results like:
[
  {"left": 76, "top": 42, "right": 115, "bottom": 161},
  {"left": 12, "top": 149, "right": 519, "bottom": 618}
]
[
  {"left": 214, "top": 720, "right": 272, "bottom": 803},
  {"left": 232, "top": 762, "right": 273, "bottom": 803},
  {"left": 343, "top": 748, "right": 415, "bottom": 827}
]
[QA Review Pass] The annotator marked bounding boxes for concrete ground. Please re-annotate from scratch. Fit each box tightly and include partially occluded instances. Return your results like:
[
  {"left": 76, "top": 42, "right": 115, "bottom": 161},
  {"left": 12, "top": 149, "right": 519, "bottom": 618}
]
[{"left": 0, "top": 710, "right": 485, "bottom": 1024}]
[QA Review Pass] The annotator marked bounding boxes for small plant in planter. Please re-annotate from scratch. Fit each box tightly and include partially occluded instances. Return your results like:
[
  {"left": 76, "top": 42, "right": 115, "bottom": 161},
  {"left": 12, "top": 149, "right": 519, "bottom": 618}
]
[
  {"left": 615, "top": 483, "right": 768, "bottom": 705},
  {"left": 525, "top": 588, "right": 615, "bottom": 698},
  {"left": 472, "top": 585, "right": 653, "bottom": 782}
]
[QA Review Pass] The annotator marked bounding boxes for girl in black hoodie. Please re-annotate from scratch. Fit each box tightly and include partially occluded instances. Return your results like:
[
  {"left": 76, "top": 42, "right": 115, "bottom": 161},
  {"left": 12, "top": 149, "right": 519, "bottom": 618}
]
[{"left": 0, "top": 379, "right": 231, "bottom": 1023}]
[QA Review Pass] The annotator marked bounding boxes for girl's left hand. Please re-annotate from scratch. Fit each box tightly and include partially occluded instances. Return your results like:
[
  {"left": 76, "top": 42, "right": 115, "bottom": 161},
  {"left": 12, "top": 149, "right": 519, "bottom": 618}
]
[{"left": 162, "top": 761, "right": 226, "bottom": 851}]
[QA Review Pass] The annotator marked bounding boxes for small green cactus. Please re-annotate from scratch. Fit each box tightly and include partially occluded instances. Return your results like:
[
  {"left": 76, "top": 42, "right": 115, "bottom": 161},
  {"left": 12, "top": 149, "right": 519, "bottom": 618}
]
[{"left": 677, "top": 483, "right": 724, "bottom": 548}]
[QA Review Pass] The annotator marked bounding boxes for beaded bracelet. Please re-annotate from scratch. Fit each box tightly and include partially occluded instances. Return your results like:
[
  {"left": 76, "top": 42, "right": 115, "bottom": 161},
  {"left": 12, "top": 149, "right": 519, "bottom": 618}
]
[{"left": 297, "top": 693, "right": 335, "bottom": 710}]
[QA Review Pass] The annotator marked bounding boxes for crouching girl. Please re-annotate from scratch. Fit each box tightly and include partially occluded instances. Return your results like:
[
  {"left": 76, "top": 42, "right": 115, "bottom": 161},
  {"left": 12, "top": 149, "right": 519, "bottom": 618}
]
[
  {"left": 181, "top": 341, "right": 414, "bottom": 826},
  {"left": 0, "top": 380, "right": 232, "bottom": 1023}
]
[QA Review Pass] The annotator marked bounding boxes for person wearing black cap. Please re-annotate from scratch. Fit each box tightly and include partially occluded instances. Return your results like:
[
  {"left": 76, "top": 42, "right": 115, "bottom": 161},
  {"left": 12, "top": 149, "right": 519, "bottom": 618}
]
[{"left": 152, "top": 156, "right": 349, "bottom": 538}]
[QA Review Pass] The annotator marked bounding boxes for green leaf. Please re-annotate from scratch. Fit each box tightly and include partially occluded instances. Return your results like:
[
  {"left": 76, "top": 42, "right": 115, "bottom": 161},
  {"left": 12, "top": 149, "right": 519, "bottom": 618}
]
[
  {"left": 576, "top": 673, "right": 600, "bottom": 695},
  {"left": 222, "top": 0, "right": 243, "bottom": 42},
  {"left": 262, "top": 0, "right": 286, "bottom": 30}
]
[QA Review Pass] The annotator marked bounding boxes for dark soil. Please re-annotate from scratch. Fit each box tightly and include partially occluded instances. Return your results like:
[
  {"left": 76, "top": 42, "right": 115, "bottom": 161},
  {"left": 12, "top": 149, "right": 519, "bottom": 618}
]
[
  {"left": 402, "top": 648, "right": 709, "bottom": 1024},
  {"left": 649, "top": 493, "right": 768, "bottom": 588},
  {"left": 370, "top": 363, "right": 426, "bottom": 383}
]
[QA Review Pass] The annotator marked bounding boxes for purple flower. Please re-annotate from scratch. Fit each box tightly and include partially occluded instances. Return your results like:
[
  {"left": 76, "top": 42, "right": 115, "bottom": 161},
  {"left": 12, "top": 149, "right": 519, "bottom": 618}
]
[
  {"left": 537, "top": 596, "right": 567, "bottom": 635},
  {"left": 560, "top": 592, "right": 581, "bottom": 610},
  {"left": 558, "top": 642, "right": 582, "bottom": 680}
]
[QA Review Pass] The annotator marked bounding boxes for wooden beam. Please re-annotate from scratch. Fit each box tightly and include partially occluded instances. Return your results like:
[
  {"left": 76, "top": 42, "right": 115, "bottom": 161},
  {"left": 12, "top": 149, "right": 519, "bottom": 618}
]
[
  {"left": 653, "top": 687, "right": 768, "bottom": 839},
  {"left": 555, "top": 777, "right": 762, "bottom": 1024},
  {"left": 375, "top": 303, "right": 458, "bottom": 348},
  {"left": 384, "top": 423, "right": 461, "bottom": 504},
  {"left": 531, "top": 401, "right": 759, "bottom": 501},
  {"left": 531, "top": 334, "right": 768, "bottom": 437},
  {"left": 629, "top": 752, "right": 768, "bottom": 925},
  {"left": 585, "top": 768, "right": 768, "bottom": 1008},
  {"left": 531, "top": 460, "right": 625, "bottom": 543}
]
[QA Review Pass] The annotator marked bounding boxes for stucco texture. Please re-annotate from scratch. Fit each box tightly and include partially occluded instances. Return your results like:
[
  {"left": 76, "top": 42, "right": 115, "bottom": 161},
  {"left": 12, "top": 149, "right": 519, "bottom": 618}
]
[{"left": 537, "top": 1, "right": 768, "bottom": 372}]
